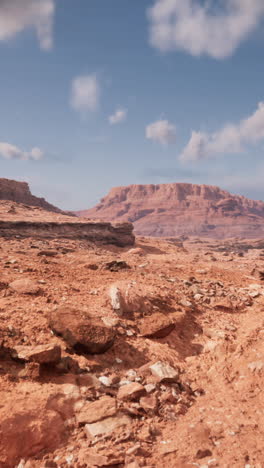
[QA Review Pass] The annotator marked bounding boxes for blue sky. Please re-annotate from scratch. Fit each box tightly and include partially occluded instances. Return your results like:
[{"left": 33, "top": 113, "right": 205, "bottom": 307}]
[{"left": 0, "top": 0, "right": 264, "bottom": 209}]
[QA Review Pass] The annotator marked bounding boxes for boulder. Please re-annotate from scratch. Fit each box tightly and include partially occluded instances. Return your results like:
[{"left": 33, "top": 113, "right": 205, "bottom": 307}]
[{"left": 49, "top": 306, "right": 116, "bottom": 354}]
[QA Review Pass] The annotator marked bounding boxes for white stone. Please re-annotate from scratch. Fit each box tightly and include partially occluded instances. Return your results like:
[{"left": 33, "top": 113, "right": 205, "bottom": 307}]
[
  {"left": 99, "top": 376, "right": 112, "bottom": 387},
  {"left": 248, "top": 361, "right": 264, "bottom": 372},
  {"left": 194, "top": 294, "right": 203, "bottom": 301},
  {"left": 144, "top": 383, "right": 156, "bottom": 393},
  {"left": 119, "top": 379, "right": 131, "bottom": 386},
  {"left": 149, "top": 361, "right": 179, "bottom": 382},
  {"left": 248, "top": 284, "right": 262, "bottom": 290},
  {"left": 179, "top": 299, "right": 192, "bottom": 308},
  {"left": 16, "top": 461, "right": 26, "bottom": 468},
  {"left": 109, "top": 285, "right": 123, "bottom": 315},
  {"left": 126, "top": 369, "right": 137, "bottom": 381},
  {"left": 249, "top": 291, "right": 260, "bottom": 298}
]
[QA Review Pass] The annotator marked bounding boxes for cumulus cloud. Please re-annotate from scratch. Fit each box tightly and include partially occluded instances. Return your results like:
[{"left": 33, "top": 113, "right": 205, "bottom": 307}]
[
  {"left": 180, "top": 102, "right": 264, "bottom": 161},
  {"left": 109, "top": 108, "right": 127, "bottom": 125},
  {"left": 148, "top": 0, "right": 264, "bottom": 59},
  {"left": 0, "top": 0, "right": 55, "bottom": 50},
  {"left": 146, "top": 119, "right": 177, "bottom": 145},
  {"left": 0, "top": 142, "right": 43, "bottom": 161},
  {"left": 71, "top": 75, "right": 100, "bottom": 113}
]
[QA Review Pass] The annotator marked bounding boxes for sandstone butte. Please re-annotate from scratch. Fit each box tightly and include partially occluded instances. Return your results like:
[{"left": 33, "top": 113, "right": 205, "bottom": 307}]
[
  {"left": 76, "top": 182, "right": 264, "bottom": 239},
  {"left": 0, "top": 178, "right": 62, "bottom": 213}
]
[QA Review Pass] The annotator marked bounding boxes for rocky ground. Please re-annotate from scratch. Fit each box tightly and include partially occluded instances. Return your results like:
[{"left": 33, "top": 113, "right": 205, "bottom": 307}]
[{"left": 0, "top": 227, "right": 264, "bottom": 467}]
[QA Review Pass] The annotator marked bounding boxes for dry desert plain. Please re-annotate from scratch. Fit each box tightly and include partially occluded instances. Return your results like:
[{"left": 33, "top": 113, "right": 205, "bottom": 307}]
[{"left": 0, "top": 201, "right": 263, "bottom": 467}]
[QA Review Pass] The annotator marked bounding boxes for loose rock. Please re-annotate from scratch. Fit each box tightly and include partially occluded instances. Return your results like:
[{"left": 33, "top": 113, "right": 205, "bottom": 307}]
[
  {"left": 12, "top": 344, "right": 61, "bottom": 364},
  {"left": 85, "top": 413, "right": 132, "bottom": 438},
  {"left": 117, "top": 382, "right": 146, "bottom": 401},
  {"left": 9, "top": 279, "right": 40, "bottom": 295},
  {"left": 49, "top": 306, "right": 116, "bottom": 354},
  {"left": 149, "top": 361, "right": 179, "bottom": 383},
  {"left": 75, "top": 396, "right": 117, "bottom": 425}
]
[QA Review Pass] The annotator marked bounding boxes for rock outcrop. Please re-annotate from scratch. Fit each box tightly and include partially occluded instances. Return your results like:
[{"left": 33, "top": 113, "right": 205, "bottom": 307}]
[
  {"left": 76, "top": 183, "right": 264, "bottom": 238},
  {"left": 0, "top": 200, "right": 135, "bottom": 247},
  {"left": 49, "top": 306, "right": 116, "bottom": 354},
  {"left": 0, "top": 178, "right": 61, "bottom": 212}
]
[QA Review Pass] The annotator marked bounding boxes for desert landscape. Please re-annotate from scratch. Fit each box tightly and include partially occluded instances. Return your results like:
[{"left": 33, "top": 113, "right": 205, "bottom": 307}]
[
  {"left": 1, "top": 1, "right": 264, "bottom": 466},
  {"left": 0, "top": 179, "right": 263, "bottom": 467}
]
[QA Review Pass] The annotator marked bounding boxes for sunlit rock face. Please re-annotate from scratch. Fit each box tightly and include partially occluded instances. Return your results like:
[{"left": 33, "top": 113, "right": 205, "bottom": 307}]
[{"left": 76, "top": 183, "right": 264, "bottom": 239}]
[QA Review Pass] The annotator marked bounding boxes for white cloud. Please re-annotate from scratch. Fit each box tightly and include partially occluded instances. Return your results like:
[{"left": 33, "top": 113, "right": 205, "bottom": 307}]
[
  {"left": 148, "top": 0, "right": 264, "bottom": 59},
  {"left": 71, "top": 75, "right": 100, "bottom": 113},
  {"left": 180, "top": 102, "right": 264, "bottom": 161},
  {"left": 146, "top": 119, "right": 177, "bottom": 145},
  {"left": 0, "top": 0, "right": 55, "bottom": 50},
  {"left": 0, "top": 142, "right": 44, "bottom": 161},
  {"left": 109, "top": 108, "right": 127, "bottom": 125}
]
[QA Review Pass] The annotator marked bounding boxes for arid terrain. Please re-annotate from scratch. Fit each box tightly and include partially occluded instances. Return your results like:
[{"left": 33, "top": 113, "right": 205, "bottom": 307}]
[
  {"left": 77, "top": 183, "right": 264, "bottom": 239},
  {"left": 2, "top": 0, "right": 264, "bottom": 466},
  {"left": 0, "top": 192, "right": 264, "bottom": 467}
]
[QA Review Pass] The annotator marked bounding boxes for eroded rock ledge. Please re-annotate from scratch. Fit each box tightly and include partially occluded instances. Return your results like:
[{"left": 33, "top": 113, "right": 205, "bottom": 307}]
[
  {"left": 0, "top": 201, "right": 135, "bottom": 247},
  {"left": 0, "top": 220, "right": 134, "bottom": 246}
]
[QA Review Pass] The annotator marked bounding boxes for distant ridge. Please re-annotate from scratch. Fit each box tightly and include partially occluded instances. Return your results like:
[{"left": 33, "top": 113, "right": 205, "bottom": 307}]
[{"left": 75, "top": 183, "right": 264, "bottom": 239}]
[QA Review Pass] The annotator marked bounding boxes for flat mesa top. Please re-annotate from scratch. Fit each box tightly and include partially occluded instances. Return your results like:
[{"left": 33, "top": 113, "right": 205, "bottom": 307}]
[{"left": 0, "top": 201, "right": 105, "bottom": 225}]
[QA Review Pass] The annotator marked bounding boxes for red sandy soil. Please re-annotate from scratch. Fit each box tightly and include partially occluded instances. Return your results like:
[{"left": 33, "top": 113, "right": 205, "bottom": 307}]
[{"left": 0, "top": 204, "right": 264, "bottom": 467}]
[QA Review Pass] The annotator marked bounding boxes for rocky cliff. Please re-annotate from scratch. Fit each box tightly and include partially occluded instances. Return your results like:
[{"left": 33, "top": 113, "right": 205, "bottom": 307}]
[
  {"left": 0, "top": 178, "right": 61, "bottom": 213},
  {"left": 0, "top": 200, "right": 134, "bottom": 247},
  {"left": 76, "top": 183, "right": 264, "bottom": 239}
]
